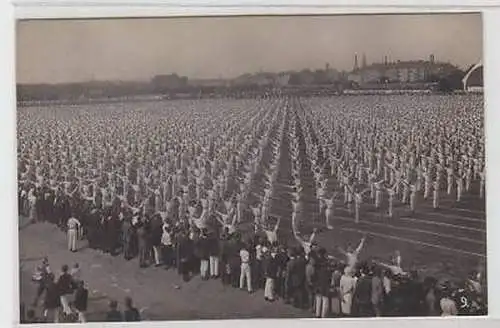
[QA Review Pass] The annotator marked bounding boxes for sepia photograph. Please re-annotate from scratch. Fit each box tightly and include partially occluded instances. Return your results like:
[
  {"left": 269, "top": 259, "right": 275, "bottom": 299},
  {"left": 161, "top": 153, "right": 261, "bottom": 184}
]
[{"left": 15, "top": 12, "right": 486, "bottom": 323}]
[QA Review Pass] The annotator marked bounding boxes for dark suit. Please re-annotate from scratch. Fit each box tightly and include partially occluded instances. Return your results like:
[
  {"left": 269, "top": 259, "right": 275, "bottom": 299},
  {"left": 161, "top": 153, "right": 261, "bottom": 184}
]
[
  {"left": 137, "top": 223, "right": 150, "bottom": 267},
  {"left": 74, "top": 287, "right": 88, "bottom": 312}
]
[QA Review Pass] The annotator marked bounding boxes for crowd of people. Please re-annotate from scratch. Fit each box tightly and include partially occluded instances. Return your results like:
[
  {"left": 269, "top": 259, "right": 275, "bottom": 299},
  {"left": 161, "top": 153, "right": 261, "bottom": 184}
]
[
  {"left": 18, "top": 94, "right": 486, "bottom": 320},
  {"left": 22, "top": 257, "right": 142, "bottom": 323}
]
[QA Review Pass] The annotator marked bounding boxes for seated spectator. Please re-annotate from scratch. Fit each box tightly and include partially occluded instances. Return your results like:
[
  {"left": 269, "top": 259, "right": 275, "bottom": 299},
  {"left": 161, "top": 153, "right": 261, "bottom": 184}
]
[
  {"left": 124, "top": 297, "right": 141, "bottom": 321},
  {"left": 439, "top": 283, "right": 458, "bottom": 316},
  {"left": 106, "top": 300, "right": 123, "bottom": 322}
]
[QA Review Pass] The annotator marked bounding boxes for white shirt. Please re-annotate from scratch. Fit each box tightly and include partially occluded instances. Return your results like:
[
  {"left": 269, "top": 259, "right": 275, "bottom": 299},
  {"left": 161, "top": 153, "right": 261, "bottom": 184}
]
[
  {"left": 67, "top": 217, "right": 81, "bottom": 230},
  {"left": 265, "top": 230, "right": 277, "bottom": 244},
  {"left": 240, "top": 249, "right": 250, "bottom": 264},
  {"left": 346, "top": 252, "right": 359, "bottom": 269},
  {"left": 70, "top": 267, "right": 81, "bottom": 281},
  {"left": 440, "top": 297, "right": 458, "bottom": 316},
  {"left": 383, "top": 276, "right": 392, "bottom": 295},
  {"left": 255, "top": 245, "right": 263, "bottom": 261},
  {"left": 340, "top": 275, "right": 357, "bottom": 300}
]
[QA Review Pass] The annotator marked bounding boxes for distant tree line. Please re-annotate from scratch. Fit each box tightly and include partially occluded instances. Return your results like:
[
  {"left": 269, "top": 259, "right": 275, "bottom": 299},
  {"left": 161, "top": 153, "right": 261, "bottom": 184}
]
[{"left": 17, "top": 66, "right": 469, "bottom": 102}]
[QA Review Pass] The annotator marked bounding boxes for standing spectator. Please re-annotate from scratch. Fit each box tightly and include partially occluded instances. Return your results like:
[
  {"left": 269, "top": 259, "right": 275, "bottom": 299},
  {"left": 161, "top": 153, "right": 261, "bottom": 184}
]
[
  {"left": 73, "top": 281, "right": 88, "bottom": 323},
  {"left": 43, "top": 273, "right": 61, "bottom": 323},
  {"left": 177, "top": 231, "right": 193, "bottom": 282},
  {"left": 371, "top": 266, "right": 384, "bottom": 316},
  {"left": 151, "top": 215, "right": 163, "bottom": 266},
  {"left": 314, "top": 249, "right": 331, "bottom": 318},
  {"left": 122, "top": 216, "right": 134, "bottom": 260},
  {"left": 305, "top": 254, "right": 316, "bottom": 312},
  {"left": 286, "top": 248, "right": 306, "bottom": 309},
  {"left": 440, "top": 284, "right": 458, "bottom": 316},
  {"left": 275, "top": 245, "right": 289, "bottom": 299},
  {"left": 423, "top": 277, "right": 440, "bottom": 316},
  {"left": 406, "top": 271, "right": 425, "bottom": 316},
  {"left": 254, "top": 237, "right": 265, "bottom": 289},
  {"left": 124, "top": 297, "right": 141, "bottom": 321},
  {"left": 208, "top": 230, "right": 220, "bottom": 279},
  {"left": 263, "top": 246, "right": 278, "bottom": 302},
  {"left": 67, "top": 214, "right": 81, "bottom": 252},
  {"left": 219, "top": 230, "right": 231, "bottom": 285},
  {"left": 198, "top": 229, "right": 210, "bottom": 280},
  {"left": 106, "top": 300, "right": 123, "bottom": 322},
  {"left": 56, "top": 264, "right": 74, "bottom": 316},
  {"left": 352, "top": 264, "right": 374, "bottom": 317},
  {"left": 340, "top": 267, "right": 356, "bottom": 316},
  {"left": 70, "top": 263, "right": 81, "bottom": 287},
  {"left": 32, "top": 257, "right": 51, "bottom": 307},
  {"left": 382, "top": 270, "right": 393, "bottom": 314},
  {"left": 137, "top": 219, "right": 149, "bottom": 268},
  {"left": 330, "top": 265, "right": 343, "bottom": 317},
  {"left": 161, "top": 221, "right": 174, "bottom": 269},
  {"left": 239, "top": 242, "right": 253, "bottom": 293}
]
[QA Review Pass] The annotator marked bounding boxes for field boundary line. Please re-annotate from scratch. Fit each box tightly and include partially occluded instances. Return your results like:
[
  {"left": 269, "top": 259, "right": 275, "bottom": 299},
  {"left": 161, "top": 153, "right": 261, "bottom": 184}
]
[
  {"left": 331, "top": 216, "right": 485, "bottom": 245},
  {"left": 338, "top": 226, "right": 486, "bottom": 258},
  {"left": 398, "top": 217, "right": 486, "bottom": 233}
]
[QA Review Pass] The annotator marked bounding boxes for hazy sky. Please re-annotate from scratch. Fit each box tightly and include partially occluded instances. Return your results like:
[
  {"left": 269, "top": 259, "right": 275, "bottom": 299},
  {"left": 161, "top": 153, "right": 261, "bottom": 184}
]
[{"left": 16, "top": 13, "right": 482, "bottom": 84}]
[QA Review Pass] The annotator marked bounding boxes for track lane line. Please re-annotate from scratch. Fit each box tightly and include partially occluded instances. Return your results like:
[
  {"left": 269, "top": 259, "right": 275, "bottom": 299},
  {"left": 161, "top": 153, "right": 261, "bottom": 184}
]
[
  {"left": 331, "top": 216, "right": 485, "bottom": 245},
  {"left": 337, "top": 226, "right": 486, "bottom": 258}
]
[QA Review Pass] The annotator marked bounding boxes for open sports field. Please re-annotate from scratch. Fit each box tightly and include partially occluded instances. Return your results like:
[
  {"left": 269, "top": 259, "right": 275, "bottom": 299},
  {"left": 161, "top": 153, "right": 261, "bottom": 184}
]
[{"left": 18, "top": 94, "right": 486, "bottom": 319}]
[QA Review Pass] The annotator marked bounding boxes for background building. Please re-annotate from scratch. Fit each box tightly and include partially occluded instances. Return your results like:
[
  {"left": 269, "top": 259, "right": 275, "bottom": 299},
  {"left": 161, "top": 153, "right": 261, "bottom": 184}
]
[{"left": 347, "top": 54, "right": 461, "bottom": 87}]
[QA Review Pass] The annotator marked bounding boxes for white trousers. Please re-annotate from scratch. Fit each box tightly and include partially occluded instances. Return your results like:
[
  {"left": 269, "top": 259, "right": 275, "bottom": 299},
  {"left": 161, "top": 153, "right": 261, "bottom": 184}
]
[
  {"left": 60, "top": 295, "right": 72, "bottom": 315},
  {"left": 200, "top": 259, "right": 209, "bottom": 278},
  {"left": 315, "top": 295, "right": 329, "bottom": 318},
  {"left": 153, "top": 246, "right": 162, "bottom": 265},
  {"left": 240, "top": 263, "right": 252, "bottom": 292},
  {"left": 77, "top": 310, "right": 87, "bottom": 323},
  {"left": 264, "top": 278, "right": 275, "bottom": 300},
  {"left": 68, "top": 229, "right": 77, "bottom": 251},
  {"left": 44, "top": 308, "right": 61, "bottom": 323},
  {"left": 209, "top": 256, "right": 219, "bottom": 277}
]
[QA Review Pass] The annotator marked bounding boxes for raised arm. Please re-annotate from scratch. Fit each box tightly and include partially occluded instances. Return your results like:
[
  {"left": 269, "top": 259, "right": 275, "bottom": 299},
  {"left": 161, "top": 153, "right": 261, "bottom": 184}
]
[
  {"left": 273, "top": 217, "right": 281, "bottom": 233},
  {"left": 309, "top": 228, "right": 317, "bottom": 244},
  {"left": 215, "top": 214, "right": 225, "bottom": 226},
  {"left": 355, "top": 236, "right": 366, "bottom": 254}
]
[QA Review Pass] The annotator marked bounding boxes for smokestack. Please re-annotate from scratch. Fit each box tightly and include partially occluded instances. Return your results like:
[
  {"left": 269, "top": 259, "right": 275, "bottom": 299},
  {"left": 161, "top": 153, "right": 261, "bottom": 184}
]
[
  {"left": 362, "top": 53, "right": 367, "bottom": 68},
  {"left": 354, "top": 53, "right": 359, "bottom": 71},
  {"left": 384, "top": 56, "right": 388, "bottom": 66}
]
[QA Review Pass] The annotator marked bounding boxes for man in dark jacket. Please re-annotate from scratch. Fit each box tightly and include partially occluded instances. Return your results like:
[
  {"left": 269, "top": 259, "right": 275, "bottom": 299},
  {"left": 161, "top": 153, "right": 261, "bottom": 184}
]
[
  {"left": 275, "top": 245, "right": 289, "bottom": 299},
  {"left": 73, "top": 281, "right": 88, "bottom": 323},
  {"left": 151, "top": 215, "right": 164, "bottom": 266},
  {"left": 352, "top": 263, "right": 374, "bottom": 317},
  {"left": 136, "top": 219, "right": 149, "bottom": 268},
  {"left": 285, "top": 248, "right": 306, "bottom": 308},
  {"left": 43, "top": 273, "right": 61, "bottom": 323},
  {"left": 56, "top": 265, "right": 74, "bottom": 316},
  {"left": 122, "top": 216, "right": 134, "bottom": 260},
  {"left": 105, "top": 300, "right": 122, "bottom": 322},
  {"left": 124, "top": 297, "right": 141, "bottom": 321},
  {"left": 314, "top": 249, "right": 332, "bottom": 318},
  {"left": 177, "top": 231, "right": 194, "bottom": 281},
  {"left": 263, "top": 248, "right": 279, "bottom": 301},
  {"left": 197, "top": 229, "right": 211, "bottom": 280}
]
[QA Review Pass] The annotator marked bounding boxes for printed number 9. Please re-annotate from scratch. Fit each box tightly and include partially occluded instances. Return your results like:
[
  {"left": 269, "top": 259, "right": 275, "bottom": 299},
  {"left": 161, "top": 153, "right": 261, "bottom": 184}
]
[{"left": 460, "top": 296, "right": 468, "bottom": 309}]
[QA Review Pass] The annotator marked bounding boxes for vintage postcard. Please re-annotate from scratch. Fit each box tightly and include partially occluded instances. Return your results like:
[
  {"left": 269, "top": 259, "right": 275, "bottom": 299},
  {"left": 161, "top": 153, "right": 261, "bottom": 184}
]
[{"left": 15, "top": 13, "right": 485, "bottom": 323}]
